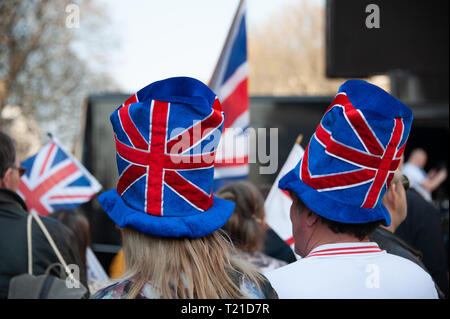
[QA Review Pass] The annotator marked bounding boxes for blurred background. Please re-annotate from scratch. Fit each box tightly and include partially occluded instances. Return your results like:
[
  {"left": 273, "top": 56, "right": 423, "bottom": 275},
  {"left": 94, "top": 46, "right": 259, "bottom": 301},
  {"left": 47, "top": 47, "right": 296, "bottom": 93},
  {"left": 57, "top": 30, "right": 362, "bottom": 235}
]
[{"left": 1, "top": 0, "right": 448, "bottom": 272}]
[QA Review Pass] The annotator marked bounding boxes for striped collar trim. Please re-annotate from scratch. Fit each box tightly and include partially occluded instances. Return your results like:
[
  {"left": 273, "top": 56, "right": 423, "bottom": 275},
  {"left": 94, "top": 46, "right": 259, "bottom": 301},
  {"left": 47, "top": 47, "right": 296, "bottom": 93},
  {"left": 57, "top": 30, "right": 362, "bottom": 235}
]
[{"left": 305, "top": 242, "right": 385, "bottom": 258}]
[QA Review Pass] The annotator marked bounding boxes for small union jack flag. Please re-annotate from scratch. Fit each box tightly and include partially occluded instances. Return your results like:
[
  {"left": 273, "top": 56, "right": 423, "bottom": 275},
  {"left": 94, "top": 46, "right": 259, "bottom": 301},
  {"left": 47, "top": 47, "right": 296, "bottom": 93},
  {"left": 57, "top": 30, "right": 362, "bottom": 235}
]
[{"left": 18, "top": 138, "right": 102, "bottom": 216}]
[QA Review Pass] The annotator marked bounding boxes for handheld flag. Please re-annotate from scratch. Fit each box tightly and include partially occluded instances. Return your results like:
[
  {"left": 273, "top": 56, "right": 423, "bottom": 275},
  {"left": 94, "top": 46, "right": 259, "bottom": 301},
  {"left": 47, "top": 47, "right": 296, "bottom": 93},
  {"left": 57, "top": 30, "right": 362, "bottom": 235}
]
[
  {"left": 209, "top": 0, "right": 249, "bottom": 190},
  {"left": 86, "top": 247, "right": 109, "bottom": 285},
  {"left": 265, "top": 135, "right": 304, "bottom": 255},
  {"left": 18, "top": 137, "right": 102, "bottom": 216}
]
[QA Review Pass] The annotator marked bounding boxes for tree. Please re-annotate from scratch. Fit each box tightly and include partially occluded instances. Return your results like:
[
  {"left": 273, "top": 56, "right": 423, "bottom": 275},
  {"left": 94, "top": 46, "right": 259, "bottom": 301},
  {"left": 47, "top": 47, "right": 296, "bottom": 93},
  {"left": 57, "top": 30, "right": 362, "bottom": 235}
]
[
  {"left": 248, "top": 0, "right": 389, "bottom": 96},
  {"left": 0, "top": 0, "right": 117, "bottom": 147}
]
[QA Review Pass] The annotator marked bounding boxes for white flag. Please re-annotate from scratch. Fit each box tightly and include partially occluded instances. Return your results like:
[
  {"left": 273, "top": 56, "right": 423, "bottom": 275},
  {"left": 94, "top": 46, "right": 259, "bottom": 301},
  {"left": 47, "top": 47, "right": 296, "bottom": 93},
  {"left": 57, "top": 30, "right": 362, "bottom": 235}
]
[
  {"left": 265, "top": 136, "right": 304, "bottom": 258},
  {"left": 86, "top": 247, "right": 109, "bottom": 283}
]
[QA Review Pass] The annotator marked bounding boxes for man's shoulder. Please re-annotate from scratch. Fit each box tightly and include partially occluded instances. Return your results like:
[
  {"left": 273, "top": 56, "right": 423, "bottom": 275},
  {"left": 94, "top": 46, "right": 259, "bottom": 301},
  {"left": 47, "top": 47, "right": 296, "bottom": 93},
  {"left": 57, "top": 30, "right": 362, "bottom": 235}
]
[
  {"left": 0, "top": 204, "right": 27, "bottom": 219},
  {"left": 264, "top": 259, "right": 310, "bottom": 281},
  {"left": 0, "top": 188, "right": 28, "bottom": 213},
  {"left": 265, "top": 252, "right": 438, "bottom": 298},
  {"left": 382, "top": 252, "right": 438, "bottom": 297},
  {"left": 371, "top": 228, "right": 424, "bottom": 265},
  {"left": 382, "top": 251, "right": 431, "bottom": 276},
  {"left": 266, "top": 250, "right": 434, "bottom": 282}
]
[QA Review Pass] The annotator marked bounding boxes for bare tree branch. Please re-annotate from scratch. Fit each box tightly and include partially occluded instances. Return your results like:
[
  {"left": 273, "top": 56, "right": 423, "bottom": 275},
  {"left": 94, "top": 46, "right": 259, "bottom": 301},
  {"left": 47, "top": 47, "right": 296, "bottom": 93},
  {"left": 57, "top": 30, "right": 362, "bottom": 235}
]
[{"left": 0, "top": 0, "right": 118, "bottom": 148}]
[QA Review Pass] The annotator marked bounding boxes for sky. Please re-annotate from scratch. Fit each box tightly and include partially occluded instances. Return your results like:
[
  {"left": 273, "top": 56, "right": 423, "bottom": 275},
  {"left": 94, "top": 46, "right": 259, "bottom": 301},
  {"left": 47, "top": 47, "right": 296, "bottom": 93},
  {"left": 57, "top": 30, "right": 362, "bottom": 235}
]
[{"left": 99, "top": 0, "right": 303, "bottom": 93}]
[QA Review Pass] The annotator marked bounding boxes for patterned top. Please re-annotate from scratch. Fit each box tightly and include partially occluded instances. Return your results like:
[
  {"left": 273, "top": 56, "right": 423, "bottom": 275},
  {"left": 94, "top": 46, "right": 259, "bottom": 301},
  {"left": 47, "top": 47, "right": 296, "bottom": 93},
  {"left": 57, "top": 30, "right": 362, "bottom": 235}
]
[
  {"left": 91, "top": 274, "right": 278, "bottom": 299},
  {"left": 236, "top": 250, "right": 287, "bottom": 274}
]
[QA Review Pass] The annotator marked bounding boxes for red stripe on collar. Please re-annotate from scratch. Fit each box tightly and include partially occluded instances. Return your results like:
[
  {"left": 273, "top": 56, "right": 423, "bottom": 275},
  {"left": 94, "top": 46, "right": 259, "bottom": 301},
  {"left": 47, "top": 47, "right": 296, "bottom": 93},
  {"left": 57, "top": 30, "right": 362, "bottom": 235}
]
[{"left": 306, "top": 244, "right": 384, "bottom": 258}]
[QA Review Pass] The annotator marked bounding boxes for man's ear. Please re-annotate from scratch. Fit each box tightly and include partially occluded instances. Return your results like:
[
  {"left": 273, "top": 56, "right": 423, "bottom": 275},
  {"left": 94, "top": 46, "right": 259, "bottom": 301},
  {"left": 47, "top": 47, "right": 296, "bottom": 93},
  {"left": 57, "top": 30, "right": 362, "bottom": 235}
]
[
  {"left": 384, "top": 182, "right": 398, "bottom": 211},
  {"left": 305, "top": 208, "right": 319, "bottom": 227},
  {"left": 0, "top": 167, "right": 12, "bottom": 189}
]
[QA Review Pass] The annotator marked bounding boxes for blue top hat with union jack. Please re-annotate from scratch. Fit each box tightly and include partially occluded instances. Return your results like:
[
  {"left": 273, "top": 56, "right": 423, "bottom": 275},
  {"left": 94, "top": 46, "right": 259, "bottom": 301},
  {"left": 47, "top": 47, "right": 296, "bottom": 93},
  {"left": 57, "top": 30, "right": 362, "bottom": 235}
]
[
  {"left": 279, "top": 80, "right": 413, "bottom": 226},
  {"left": 98, "top": 77, "right": 235, "bottom": 238}
]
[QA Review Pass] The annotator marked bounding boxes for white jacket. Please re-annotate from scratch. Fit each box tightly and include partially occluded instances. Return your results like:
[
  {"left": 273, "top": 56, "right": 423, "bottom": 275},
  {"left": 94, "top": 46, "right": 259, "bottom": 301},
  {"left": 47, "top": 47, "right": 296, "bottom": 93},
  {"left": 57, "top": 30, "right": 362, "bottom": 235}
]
[{"left": 265, "top": 242, "right": 438, "bottom": 299}]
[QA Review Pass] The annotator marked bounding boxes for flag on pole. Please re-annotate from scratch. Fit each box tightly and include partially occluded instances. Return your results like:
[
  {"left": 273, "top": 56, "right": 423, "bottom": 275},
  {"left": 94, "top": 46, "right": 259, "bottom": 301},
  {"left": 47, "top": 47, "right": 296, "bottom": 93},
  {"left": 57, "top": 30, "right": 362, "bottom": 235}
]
[
  {"left": 265, "top": 135, "right": 304, "bottom": 256},
  {"left": 18, "top": 137, "right": 102, "bottom": 216},
  {"left": 209, "top": 0, "right": 249, "bottom": 191}
]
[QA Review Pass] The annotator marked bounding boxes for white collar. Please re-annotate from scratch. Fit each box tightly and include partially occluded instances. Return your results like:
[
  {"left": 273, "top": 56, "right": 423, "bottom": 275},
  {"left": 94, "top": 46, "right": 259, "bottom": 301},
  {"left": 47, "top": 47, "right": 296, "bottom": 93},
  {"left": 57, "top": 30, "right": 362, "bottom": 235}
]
[{"left": 305, "top": 242, "right": 385, "bottom": 258}]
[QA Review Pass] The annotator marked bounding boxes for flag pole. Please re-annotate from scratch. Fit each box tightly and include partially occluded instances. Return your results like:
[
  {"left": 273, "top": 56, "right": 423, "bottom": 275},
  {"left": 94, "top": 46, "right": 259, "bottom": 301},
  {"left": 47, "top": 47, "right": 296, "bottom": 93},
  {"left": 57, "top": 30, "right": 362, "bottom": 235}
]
[
  {"left": 296, "top": 134, "right": 303, "bottom": 146},
  {"left": 209, "top": 0, "right": 246, "bottom": 89}
]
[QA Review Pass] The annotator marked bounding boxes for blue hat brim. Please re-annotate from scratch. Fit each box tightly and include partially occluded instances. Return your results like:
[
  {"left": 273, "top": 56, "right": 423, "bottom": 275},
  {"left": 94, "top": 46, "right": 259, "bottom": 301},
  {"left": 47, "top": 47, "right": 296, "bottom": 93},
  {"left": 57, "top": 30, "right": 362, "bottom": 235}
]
[
  {"left": 98, "top": 189, "right": 235, "bottom": 238},
  {"left": 278, "top": 168, "right": 391, "bottom": 226}
]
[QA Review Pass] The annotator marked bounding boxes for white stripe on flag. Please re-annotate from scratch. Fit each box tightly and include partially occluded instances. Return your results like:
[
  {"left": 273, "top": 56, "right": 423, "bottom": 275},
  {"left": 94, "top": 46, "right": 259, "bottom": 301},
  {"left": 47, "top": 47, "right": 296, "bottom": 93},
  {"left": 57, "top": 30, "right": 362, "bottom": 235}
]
[
  {"left": 214, "top": 165, "right": 249, "bottom": 179},
  {"left": 218, "top": 62, "right": 248, "bottom": 102}
]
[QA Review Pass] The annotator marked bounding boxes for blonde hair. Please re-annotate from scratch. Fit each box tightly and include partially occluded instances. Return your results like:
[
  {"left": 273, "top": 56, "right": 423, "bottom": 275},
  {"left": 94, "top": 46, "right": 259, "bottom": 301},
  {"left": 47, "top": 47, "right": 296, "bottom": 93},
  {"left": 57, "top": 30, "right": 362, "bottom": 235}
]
[{"left": 120, "top": 227, "right": 265, "bottom": 299}]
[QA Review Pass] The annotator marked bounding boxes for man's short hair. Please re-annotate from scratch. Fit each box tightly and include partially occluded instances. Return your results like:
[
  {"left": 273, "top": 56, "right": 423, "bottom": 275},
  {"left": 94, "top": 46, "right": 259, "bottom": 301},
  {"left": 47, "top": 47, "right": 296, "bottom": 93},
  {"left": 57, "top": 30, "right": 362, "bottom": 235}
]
[
  {"left": 290, "top": 191, "right": 382, "bottom": 241},
  {"left": 0, "top": 131, "right": 16, "bottom": 178}
]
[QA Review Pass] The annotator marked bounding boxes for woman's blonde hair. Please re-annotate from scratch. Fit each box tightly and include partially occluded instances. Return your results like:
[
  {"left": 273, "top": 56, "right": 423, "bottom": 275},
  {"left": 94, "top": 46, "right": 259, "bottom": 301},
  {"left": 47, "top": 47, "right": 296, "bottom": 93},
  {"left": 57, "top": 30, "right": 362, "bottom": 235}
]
[{"left": 120, "top": 227, "right": 265, "bottom": 299}]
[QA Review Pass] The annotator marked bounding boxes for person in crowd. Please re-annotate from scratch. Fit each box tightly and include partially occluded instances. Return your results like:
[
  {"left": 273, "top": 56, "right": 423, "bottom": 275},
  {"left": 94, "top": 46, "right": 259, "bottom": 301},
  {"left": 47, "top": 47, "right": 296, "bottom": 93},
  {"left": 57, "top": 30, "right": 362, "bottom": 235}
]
[
  {"left": 50, "top": 209, "right": 110, "bottom": 294},
  {"left": 265, "top": 80, "right": 438, "bottom": 298},
  {"left": 91, "top": 77, "right": 278, "bottom": 299},
  {"left": 51, "top": 210, "right": 91, "bottom": 270},
  {"left": 369, "top": 170, "right": 445, "bottom": 298},
  {"left": 395, "top": 185, "right": 449, "bottom": 298},
  {"left": 258, "top": 184, "right": 297, "bottom": 264},
  {"left": 0, "top": 131, "right": 87, "bottom": 298},
  {"left": 402, "top": 148, "right": 447, "bottom": 202},
  {"left": 216, "top": 181, "right": 287, "bottom": 273},
  {"left": 370, "top": 169, "right": 445, "bottom": 299},
  {"left": 370, "top": 172, "right": 424, "bottom": 266}
]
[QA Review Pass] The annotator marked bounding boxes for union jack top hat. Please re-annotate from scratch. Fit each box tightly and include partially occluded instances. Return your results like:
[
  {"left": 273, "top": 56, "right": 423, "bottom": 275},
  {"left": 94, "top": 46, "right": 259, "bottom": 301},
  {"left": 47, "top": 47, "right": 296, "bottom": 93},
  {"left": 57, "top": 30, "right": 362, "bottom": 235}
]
[
  {"left": 279, "top": 80, "right": 413, "bottom": 226},
  {"left": 98, "top": 77, "right": 235, "bottom": 238}
]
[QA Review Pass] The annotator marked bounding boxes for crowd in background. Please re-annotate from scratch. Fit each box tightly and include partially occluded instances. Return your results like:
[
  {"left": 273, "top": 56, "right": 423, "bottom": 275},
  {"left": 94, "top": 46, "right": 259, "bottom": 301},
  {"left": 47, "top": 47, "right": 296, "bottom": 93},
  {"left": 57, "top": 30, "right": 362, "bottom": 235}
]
[{"left": 0, "top": 78, "right": 448, "bottom": 300}]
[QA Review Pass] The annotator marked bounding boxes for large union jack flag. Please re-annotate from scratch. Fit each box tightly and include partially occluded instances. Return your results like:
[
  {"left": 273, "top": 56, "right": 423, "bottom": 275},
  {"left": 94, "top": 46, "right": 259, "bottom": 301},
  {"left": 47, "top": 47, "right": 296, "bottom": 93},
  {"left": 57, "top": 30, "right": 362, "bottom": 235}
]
[
  {"left": 113, "top": 91, "right": 224, "bottom": 216},
  {"left": 302, "top": 92, "right": 407, "bottom": 209},
  {"left": 18, "top": 139, "right": 102, "bottom": 216},
  {"left": 209, "top": 0, "right": 248, "bottom": 190}
]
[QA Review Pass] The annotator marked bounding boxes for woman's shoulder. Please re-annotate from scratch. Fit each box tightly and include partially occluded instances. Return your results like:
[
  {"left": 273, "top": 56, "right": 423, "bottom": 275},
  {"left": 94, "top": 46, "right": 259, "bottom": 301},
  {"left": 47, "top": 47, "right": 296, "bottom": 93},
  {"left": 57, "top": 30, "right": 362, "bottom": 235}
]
[
  {"left": 91, "top": 280, "right": 131, "bottom": 299},
  {"left": 239, "top": 274, "right": 279, "bottom": 299},
  {"left": 91, "top": 278, "right": 162, "bottom": 299}
]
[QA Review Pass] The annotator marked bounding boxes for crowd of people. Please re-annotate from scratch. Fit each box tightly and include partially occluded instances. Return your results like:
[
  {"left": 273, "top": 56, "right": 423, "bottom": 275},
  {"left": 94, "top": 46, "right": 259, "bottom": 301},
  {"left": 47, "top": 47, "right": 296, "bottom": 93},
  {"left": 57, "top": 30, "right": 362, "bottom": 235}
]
[{"left": 0, "top": 77, "right": 448, "bottom": 299}]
